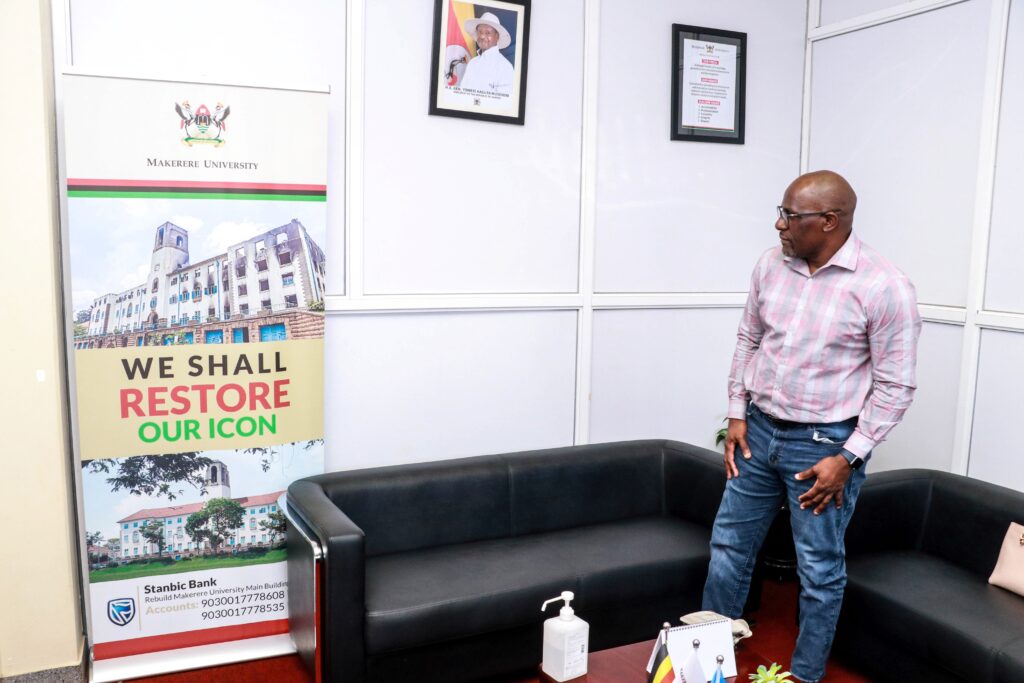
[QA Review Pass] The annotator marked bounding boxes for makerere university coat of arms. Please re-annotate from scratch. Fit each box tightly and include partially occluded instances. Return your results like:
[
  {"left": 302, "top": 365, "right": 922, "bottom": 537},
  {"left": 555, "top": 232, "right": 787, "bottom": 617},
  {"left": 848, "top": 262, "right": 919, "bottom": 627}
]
[{"left": 174, "top": 100, "right": 230, "bottom": 146}]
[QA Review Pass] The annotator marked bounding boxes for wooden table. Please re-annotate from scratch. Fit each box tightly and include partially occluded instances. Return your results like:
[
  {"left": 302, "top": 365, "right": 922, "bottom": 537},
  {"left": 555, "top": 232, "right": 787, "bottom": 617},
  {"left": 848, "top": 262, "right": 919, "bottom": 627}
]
[{"left": 527, "top": 638, "right": 760, "bottom": 683}]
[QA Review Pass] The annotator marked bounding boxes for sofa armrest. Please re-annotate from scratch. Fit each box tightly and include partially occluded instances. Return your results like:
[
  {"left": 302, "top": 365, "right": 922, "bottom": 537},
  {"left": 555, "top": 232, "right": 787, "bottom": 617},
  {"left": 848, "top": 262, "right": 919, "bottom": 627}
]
[
  {"left": 288, "top": 479, "right": 367, "bottom": 683},
  {"left": 844, "top": 469, "right": 933, "bottom": 556},
  {"left": 662, "top": 440, "right": 727, "bottom": 528},
  {"left": 285, "top": 495, "right": 322, "bottom": 679}
]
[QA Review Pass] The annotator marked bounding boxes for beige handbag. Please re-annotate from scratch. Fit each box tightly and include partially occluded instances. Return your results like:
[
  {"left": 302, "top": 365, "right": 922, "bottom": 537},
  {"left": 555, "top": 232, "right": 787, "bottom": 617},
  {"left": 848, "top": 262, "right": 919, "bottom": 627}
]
[{"left": 989, "top": 521, "right": 1024, "bottom": 597}]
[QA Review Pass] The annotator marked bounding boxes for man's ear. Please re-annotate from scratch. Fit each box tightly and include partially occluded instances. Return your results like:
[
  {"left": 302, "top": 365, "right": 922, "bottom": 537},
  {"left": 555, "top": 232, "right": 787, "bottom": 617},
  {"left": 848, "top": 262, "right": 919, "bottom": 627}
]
[{"left": 821, "top": 212, "right": 840, "bottom": 232}]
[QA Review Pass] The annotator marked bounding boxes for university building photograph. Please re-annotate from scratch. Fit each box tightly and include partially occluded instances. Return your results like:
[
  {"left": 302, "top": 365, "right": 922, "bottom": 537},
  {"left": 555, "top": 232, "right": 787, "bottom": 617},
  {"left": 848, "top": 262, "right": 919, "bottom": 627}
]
[
  {"left": 114, "top": 461, "right": 284, "bottom": 561},
  {"left": 76, "top": 219, "right": 325, "bottom": 350}
]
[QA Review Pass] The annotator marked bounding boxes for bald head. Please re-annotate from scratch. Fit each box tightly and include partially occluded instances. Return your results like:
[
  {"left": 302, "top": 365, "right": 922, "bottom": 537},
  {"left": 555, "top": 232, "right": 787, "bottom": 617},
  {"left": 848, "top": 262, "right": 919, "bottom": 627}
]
[{"left": 788, "top": 170, "right": 857, "bottom": 229}]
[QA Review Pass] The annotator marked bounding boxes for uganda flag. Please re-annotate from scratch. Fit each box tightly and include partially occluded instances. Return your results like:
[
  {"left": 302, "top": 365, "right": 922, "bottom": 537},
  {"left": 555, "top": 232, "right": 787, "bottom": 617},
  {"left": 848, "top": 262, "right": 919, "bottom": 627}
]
[
  {"left": 448, "top": 1, "right": 477, "bottom": 56},
  {"left": 648, "top": 638, "right": 676, "bottom": 683}
]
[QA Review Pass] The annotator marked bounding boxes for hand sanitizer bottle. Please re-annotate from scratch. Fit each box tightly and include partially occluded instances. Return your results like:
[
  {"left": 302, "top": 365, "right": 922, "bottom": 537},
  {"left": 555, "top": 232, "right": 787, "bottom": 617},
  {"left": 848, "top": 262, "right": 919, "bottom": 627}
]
[{"left": 540, "top": 591, "right": 589, "bottom": 681}]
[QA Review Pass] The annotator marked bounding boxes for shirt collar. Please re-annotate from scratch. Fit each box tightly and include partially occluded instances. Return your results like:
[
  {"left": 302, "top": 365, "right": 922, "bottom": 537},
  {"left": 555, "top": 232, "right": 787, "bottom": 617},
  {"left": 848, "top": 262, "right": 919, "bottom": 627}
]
[
  {"left": 783, "top": 231, "right": 861, "bottom": 276},
  {"left": 828, "top": 232, "right": 860, "bottom": 272}
]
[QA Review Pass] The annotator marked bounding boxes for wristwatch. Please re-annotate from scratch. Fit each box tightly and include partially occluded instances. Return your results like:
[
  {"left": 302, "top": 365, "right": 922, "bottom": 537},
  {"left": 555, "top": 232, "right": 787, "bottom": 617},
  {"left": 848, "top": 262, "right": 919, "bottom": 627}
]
[{"left": 841, "top": 450, "right": 865, "bottom": 470}]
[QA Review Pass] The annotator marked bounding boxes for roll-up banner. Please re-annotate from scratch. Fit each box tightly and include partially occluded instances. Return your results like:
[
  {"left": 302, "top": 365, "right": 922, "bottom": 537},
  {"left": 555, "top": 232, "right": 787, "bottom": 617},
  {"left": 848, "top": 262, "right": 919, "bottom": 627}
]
[{"left": 61, "top": 73, "right": 327, "bottom": 681}]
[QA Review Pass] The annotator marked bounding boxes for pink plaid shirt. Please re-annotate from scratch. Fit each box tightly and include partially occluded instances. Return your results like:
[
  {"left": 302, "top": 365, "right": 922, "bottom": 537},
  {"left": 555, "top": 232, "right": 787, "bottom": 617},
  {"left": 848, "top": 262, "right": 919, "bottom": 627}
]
[{"left": 728, "top": 232, "right": 921, "bottom": 459}]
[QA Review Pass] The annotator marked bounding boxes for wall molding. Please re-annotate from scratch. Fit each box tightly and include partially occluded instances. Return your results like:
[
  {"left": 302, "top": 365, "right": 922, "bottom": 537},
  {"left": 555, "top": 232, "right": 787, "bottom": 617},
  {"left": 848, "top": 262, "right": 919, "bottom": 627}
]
[
  {"left": 811, "top": 0, "right": 969, "bottom": 40},
  {"left": 977, "top": 310, "right": 1024, "bottom": 332},
  {"left": 949, "top": 0, "right": 1012, "bottom": 476}
]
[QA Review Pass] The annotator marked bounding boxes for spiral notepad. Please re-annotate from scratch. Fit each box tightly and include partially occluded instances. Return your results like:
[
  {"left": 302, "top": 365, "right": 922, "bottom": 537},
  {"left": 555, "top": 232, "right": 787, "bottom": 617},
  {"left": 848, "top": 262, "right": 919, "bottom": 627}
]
[{"left": 645, "top": 618, "right": 737, "bottom": 681}]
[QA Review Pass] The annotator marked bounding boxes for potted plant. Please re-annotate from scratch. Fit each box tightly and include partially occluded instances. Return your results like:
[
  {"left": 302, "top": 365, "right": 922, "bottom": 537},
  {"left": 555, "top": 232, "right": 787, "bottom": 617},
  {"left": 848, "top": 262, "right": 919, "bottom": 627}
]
[{"left": 749, "top": 663, "right": 792, "bottom": 682}]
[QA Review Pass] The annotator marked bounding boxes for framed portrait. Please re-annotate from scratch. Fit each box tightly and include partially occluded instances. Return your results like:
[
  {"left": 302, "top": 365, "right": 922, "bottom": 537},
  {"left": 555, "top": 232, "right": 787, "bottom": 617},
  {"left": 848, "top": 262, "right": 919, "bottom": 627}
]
[
  {"left": 429, "top": 0, "right": 531, "bottom": 125},
  {"left": 670, "top": 24, "right": 747, "bottom": 143}
]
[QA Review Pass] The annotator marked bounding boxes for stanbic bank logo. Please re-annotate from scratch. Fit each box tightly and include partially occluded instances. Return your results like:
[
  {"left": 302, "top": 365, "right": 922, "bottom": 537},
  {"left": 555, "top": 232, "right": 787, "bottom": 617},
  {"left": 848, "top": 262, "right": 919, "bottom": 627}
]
[
  {"left": 174, "top": 100, "right": 231, "bottom": 147},
  {"left": 107, "top": 598, "right": 136, "bottom": 626}
]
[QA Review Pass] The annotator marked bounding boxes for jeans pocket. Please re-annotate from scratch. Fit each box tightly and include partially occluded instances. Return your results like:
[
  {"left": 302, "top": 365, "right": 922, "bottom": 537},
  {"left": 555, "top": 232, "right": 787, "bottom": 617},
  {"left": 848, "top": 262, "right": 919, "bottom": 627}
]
[
  {"left": 810, "top": 430, "right": 846, "bottom": 447},
  {"left": 810, "top": 422, "right": 854, "bottom": 446}
]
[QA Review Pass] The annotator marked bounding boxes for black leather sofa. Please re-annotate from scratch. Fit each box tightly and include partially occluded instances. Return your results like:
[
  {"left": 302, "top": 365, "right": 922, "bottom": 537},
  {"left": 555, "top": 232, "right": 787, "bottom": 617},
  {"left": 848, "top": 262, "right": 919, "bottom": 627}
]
[
  {"left": 835, "top": 468, "right": 1024, "bottom": 682},
  {"left": 285, "top": 439, "right": 725, "bottom": 682}
]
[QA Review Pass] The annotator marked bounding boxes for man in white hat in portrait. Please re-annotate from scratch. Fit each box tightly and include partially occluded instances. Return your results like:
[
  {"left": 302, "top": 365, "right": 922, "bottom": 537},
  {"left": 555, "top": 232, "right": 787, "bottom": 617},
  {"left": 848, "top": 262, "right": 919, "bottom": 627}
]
[{"left": 460, "top": 11, "right": 515, "bottom": 96}]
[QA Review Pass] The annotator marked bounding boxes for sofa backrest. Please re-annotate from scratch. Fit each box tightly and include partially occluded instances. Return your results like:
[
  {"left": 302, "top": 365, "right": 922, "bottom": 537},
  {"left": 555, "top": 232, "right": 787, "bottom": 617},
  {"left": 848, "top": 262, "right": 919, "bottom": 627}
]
[
  {"left": 921, "top": 471, "right": 1024, "bottom": 578},
  {"left": 506, "top": 440, "right": 665, "bottom": 536},
  {"left": 317, "top": 440, "right": 672, "bottom": 557},
  {"left": 318, "top": 455, "right": 512, "bottom": 557}
]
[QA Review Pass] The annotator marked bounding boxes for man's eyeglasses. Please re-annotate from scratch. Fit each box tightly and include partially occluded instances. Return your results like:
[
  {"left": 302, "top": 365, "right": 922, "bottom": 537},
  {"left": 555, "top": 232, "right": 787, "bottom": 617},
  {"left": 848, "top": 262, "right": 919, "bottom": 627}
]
[{"left": 776, "top": 206, "right": 842, "bottom": 226}]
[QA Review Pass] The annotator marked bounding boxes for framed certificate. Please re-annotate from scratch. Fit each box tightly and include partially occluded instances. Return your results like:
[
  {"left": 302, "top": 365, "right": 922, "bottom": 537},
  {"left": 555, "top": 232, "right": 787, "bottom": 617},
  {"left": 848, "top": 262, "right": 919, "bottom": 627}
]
[
  {"left": 670, "top": 24, "right": 747, "bottom": 143},
  {"left": 429, "top": 0, "right": 532, "bottom": 125}
]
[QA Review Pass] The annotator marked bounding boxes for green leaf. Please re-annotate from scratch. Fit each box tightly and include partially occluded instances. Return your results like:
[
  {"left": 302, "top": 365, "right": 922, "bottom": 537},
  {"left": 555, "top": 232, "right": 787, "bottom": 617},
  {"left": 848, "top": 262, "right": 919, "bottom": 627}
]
[{"left": 748, "top": 662, "right": 790, "bottom": 682}]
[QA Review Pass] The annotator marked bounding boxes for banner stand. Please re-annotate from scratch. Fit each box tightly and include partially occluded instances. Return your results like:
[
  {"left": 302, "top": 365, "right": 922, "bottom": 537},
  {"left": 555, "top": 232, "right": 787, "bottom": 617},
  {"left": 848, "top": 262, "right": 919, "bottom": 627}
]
[{"left": 58, "top": 70, "right": 329, "bottom": 680}]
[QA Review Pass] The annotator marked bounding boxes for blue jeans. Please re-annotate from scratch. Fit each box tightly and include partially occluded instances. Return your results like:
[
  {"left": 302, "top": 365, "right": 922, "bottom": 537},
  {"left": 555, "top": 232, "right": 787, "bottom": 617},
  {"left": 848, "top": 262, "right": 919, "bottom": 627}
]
[{"left": 702, "top": 403, "right": 867, "bottom": 683}]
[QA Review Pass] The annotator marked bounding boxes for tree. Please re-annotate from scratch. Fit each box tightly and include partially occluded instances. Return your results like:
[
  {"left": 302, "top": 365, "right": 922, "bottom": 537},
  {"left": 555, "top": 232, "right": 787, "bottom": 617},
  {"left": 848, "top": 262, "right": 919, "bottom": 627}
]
[
  {"left": 86, "top": 531, "right": 104, "bottom": 547},
  {"left": 140, "top": 519, "right": 168, "bottom": 557},
  {"left": 186, "top": 498, "right": 246, "bottom": 554},
  {"left": 83, "top": 453, "right": 213, "bottom": 501},
  {"left": 258, "top": 510, "right": 287, "bottom": 539},
  {"left": 185, "top": 512, "right": 213, "bottom": 552}
]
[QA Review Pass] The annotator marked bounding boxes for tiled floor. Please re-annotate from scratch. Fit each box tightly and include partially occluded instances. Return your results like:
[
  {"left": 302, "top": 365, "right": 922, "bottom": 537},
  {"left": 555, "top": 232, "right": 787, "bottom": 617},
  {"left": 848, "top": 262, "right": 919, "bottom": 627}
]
[{"left": 134, "top": 579, "right": 870, "bottom": 682}]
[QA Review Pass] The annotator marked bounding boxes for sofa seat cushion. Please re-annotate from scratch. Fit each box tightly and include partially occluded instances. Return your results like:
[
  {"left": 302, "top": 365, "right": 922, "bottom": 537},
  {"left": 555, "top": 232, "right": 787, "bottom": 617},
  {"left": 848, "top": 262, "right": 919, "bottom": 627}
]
[
  {"left": 364, "top": 516, "right": 711, "bottom": 654},
  {"left": 996, "top": 637, "right": 1024, "bottom": 683},
  {"left": 844, "top": 551, "right": 1024, "bottom": 680}
]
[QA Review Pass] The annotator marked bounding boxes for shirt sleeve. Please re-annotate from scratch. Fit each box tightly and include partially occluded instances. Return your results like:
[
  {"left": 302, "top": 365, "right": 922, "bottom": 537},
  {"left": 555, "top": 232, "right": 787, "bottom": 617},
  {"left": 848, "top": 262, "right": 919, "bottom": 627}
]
[
  {"left": 843, "top": 275, "right": 922, "bottom": 458},
  {"left": 727, "top": 256, "right": 766, "bottom": 420}
]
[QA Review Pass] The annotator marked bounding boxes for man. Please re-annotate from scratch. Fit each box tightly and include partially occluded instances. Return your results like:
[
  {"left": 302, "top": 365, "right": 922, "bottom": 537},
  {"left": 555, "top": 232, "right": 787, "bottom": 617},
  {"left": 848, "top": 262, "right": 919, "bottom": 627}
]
[
  {"left": 702, "top": 171, "right": 921, "bottom": 683},
  {"left": 461, "top": 12, "right": 514, "bottom": 96}
]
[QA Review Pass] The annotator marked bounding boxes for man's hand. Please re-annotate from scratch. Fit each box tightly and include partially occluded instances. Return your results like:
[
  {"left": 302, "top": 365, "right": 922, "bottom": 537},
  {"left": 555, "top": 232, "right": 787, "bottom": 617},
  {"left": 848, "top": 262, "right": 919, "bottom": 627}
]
[
  {"left": 795, "top": 455, "right": 852, "bottom": 514},
  {"left": 723, "top": 418, "right": 752, "bottom": 480}
]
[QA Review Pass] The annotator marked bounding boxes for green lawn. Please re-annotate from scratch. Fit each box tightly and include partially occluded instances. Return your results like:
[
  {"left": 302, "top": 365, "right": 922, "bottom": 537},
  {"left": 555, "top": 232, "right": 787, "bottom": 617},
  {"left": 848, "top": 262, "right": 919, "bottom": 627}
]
[{"left": 89, "top": 548, "right": 287, "bottom": 583}]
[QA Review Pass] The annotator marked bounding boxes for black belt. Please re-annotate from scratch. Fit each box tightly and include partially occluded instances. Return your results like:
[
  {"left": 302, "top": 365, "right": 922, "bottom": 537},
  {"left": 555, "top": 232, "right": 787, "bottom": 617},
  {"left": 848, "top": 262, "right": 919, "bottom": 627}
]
[
  {"left": 754, "top": 403, "right": 857, "bottom": 430},
  {"left": 753, "top": 404, "right": 805, "bottom": 430},
  {"left": 762, "top": 413, "right": 804, "bottom": 430}
]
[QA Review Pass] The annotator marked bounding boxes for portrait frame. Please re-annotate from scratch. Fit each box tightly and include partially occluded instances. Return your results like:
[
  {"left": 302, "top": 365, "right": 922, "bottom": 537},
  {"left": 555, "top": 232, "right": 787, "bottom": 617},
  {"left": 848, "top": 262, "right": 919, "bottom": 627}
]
[
  {"left": 670, "top": 24, "right": 747, "bottom": 144},
  {"left": 428, "top": 0, "right": 532, "bottom": 125}
]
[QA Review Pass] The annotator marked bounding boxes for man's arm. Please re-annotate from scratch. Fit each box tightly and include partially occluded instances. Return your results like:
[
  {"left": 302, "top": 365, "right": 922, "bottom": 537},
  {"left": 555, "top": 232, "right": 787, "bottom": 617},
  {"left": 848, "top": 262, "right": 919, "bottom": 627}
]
[
  {"left": 723, "top": 260, "right": 766, "bottom": 478},
  {"left": 796, "top": 275, "right": 921, "bottom": 514},
  {"left": 727, "top": 262, "right": 765, "bottom": 420},
  {"left": 841, "top": 275, "right": 922, "bottom": 459}
]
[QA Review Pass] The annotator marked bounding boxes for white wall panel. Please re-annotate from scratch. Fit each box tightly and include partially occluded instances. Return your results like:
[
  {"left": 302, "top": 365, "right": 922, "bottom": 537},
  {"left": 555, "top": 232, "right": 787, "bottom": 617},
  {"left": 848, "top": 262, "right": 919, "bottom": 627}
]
[
  {"left": 589, "top": 308, "right": 741, "bottom": 448},
  {"left": 808, "top": 0, "right": 991, "bottom": 307},
  {"left": 324, "top": 310, "right": 578, "bottom": 470},
  {"left": 869, "top": 321, "right": 963, "bottom": 473},
  {"left": 361, "top": 0, "right": 583, "bottom": 294},
  {"left": 594, "top": 0, "right": 805, "bottom": 294},
  {"left": 67, "top": 0, "right": 347, "bottom": 294},
  {"left": 820, "top": 0, "right": 908, "bottom": 26},
  {"left": 968, "top": 329, "right": 1024, "bottom": 492},
  {"left": 984, "top": 0, "right": 1024, "bottom": 313}
]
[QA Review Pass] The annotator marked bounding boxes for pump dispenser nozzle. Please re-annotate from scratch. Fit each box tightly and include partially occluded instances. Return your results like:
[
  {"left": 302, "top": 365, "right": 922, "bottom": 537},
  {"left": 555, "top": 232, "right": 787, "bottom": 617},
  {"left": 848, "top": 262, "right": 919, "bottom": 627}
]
[{"left": 540, "top": 591, "right": 576, "bottom": 620}]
